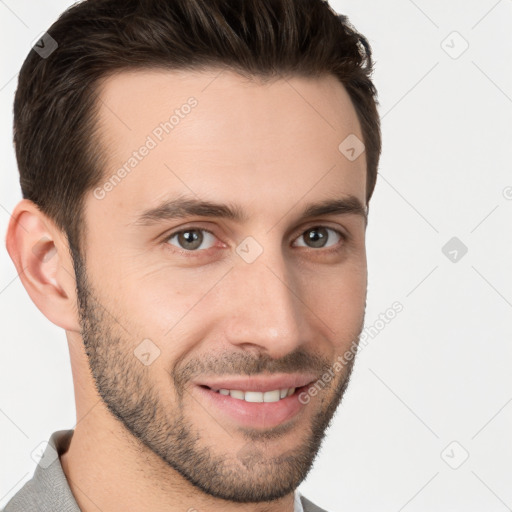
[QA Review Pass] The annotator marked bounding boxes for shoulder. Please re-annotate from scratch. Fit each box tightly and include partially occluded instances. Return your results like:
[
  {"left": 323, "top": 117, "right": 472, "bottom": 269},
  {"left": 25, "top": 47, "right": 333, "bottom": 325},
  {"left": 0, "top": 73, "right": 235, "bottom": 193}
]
[
  {"left": 2, "top": 478, "right": 40, "bottom": 512},
  {"left": 2, "top": 429, "right": 80, "bottom": 512}
]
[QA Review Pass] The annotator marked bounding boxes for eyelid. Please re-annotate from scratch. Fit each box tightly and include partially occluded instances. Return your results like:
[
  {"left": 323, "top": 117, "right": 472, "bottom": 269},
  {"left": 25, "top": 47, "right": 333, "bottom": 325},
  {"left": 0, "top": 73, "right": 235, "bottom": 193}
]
[
  {"left": 291, "top": 221, "right": 348, "bottom": 242},
  {"left": 161, "top": 221, "right": 218, "bottom": 240}
]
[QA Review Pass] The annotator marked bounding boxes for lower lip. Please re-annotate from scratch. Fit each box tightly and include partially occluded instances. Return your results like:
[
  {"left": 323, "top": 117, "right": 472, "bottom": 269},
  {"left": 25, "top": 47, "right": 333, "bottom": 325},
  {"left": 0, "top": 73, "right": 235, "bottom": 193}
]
[{"left": 194, "top": 385, "right": 309, "bottom": 429}]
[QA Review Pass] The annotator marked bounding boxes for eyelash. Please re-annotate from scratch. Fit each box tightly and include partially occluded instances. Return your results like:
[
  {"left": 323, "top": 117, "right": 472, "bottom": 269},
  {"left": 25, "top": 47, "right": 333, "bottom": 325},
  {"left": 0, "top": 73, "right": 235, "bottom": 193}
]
[{"left": 163, "top": 225, "right": 348, "bottom": 257}]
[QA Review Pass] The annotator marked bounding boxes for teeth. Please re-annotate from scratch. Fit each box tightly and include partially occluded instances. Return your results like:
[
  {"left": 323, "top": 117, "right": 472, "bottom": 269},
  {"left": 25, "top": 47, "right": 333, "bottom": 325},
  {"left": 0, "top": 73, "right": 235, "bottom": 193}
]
[
  {"left": 230, "top": 390, "right": 244, "bottom": 400},
  {"left": 214, "top": 387, "right": 296, "bottom": 402},
  {"left": 245, "top": 391, "right": 263, "bottom": 403},
  {"left": 263, "top": 390, "right": 280, "bottom": 403}
]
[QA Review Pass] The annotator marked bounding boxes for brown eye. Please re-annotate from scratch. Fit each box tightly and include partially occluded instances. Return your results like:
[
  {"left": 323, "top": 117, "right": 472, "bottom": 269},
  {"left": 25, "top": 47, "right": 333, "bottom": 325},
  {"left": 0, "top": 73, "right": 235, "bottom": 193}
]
[
  {"left": 167, "top": 229, "right": 216, "bottom": 251},
  {"left": 294, "top": 227, "right": 343, "bottom": 249}
]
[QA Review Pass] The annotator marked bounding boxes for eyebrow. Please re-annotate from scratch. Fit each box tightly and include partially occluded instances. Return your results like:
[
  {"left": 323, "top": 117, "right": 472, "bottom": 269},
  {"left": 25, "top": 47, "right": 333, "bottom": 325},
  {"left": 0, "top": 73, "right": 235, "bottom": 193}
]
[{"left": 133, "top": 195, "right": 367, "bottom": 227}]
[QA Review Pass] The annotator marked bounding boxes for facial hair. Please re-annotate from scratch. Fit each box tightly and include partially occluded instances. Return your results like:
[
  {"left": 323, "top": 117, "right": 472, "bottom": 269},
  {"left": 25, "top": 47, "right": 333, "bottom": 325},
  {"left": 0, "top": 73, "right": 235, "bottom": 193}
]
[{"left": 73, "top": 254, "right": 363, "bottom": 503}]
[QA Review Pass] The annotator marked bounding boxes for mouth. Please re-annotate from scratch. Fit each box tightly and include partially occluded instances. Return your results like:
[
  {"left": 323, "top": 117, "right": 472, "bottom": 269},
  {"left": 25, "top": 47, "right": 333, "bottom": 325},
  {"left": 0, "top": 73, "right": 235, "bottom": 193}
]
[
  {"left": 207, "top": 386, "right": 298, "bottom": 402},
  {"left": 192, "top": 375, "right": 316, "bottom": 429}
]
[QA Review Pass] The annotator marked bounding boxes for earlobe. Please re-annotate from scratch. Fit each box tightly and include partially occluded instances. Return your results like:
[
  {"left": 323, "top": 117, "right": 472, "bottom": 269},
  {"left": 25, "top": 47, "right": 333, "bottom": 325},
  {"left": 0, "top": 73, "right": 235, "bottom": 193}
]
[{"left": 5, "top": 199, "right": 82, "bottom": 333}]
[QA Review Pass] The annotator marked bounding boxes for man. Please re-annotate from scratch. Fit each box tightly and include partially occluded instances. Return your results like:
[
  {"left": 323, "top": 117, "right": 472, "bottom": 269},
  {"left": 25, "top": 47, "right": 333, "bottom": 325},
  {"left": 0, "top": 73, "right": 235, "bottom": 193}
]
[{"left": 4, "top": 0, "right": 381, "bottom": 510}]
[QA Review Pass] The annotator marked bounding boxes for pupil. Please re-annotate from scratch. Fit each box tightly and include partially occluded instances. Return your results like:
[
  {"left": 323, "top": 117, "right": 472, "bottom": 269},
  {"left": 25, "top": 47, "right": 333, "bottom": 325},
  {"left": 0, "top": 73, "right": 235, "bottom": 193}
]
[
  {"left": 180, "top": 230, "right": 202, "bottom": 250},
  {"left": 306, "top": 227, "right": 327, "bottom": 248}
]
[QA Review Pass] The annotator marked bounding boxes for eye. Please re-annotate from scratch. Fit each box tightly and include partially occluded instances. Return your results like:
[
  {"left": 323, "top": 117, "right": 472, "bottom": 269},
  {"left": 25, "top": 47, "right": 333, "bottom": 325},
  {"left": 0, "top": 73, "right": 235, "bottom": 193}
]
[
  {"left": 293, "top": 226, "right": 344, "bottom": 249},
  {"left": 166, "top": 228, "right": 217, "bottom": 251}
]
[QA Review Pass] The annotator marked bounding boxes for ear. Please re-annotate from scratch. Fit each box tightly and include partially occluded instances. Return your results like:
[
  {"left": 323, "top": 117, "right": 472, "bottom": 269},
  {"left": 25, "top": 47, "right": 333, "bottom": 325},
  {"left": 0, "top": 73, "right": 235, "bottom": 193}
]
[{"left": 5, "top": 199, "right": 81, "bottom": 332}]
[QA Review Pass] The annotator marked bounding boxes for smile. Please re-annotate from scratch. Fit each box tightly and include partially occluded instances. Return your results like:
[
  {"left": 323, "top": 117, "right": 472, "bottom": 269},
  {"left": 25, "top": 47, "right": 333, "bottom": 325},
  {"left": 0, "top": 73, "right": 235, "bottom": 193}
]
[
  {"left": 193, "top": 375, "right": 317, "bottom": 429},
  {"left": 211, "top": 387, "right": 296, "bottom": 402}
]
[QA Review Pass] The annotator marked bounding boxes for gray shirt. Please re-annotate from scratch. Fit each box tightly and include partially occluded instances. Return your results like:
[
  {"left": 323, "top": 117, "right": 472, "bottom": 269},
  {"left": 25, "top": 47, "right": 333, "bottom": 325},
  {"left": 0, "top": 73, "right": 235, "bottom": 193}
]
[{"left": 2, "top": 430, "right": 328, "bottom": 512}]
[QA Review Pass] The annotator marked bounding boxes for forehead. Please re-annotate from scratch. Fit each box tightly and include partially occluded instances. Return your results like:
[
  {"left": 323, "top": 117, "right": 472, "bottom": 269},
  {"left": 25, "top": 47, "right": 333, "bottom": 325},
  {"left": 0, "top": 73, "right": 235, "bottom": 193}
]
[{"left": 90, "top": 68, "right": 366, "bottom": 221}]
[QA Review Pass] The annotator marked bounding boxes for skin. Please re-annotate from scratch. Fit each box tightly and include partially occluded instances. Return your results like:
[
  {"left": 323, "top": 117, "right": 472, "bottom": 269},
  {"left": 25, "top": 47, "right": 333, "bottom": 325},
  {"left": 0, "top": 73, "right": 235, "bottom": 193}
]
[{"left": 6, "top": 68, "right": 368, "bottom": 512}]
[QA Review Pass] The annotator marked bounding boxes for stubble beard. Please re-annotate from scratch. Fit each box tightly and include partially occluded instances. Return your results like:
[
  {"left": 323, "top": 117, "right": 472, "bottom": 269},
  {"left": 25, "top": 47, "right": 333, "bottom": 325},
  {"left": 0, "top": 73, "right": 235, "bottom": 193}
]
[{"left": 73, "top": 254, "right": 361, "bottom": 503}]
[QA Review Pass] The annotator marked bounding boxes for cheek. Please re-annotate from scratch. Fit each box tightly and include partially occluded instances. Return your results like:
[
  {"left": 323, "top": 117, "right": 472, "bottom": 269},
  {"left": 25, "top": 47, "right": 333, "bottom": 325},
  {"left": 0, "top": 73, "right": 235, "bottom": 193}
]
[
  {"left": 335, "top": 266, "right": 367, "bottom": 314},
  {"left": 101, "top": 266, "right": 225, "bottom": 358},
  {"left": 299, "top": 260, "right": 367, "bottom": 342},
  {"left": 302, "top": 256, "right": 367, "bottom": 305}
]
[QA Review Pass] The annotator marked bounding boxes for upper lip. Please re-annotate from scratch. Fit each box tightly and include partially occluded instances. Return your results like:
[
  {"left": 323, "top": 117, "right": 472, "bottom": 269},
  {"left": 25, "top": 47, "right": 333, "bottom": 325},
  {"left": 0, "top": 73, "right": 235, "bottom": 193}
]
[{"left": 194, "top": 373, "right": 318, "bottom": 392}]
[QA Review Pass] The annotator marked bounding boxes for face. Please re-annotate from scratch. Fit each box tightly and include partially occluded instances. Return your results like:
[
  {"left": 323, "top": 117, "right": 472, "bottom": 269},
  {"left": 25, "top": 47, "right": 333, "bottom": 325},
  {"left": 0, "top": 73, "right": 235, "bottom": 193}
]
[{"left": 75, "top": 68, "right": 368, "bottom": 502}]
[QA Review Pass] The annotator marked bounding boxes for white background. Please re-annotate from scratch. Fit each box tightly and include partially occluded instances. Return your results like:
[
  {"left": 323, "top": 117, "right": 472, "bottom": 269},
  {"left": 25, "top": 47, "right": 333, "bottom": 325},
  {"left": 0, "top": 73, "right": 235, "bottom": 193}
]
[{"left": 1, "top": 1, "right": 511, "bottom": 511}]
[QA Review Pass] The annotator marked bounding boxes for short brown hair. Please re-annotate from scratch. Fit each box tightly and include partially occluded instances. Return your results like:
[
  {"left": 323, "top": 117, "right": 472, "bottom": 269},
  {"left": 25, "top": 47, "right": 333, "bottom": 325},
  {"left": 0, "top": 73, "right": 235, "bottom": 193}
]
[{"left": 13, "top": 0, "right": 381, "bottom": 261}]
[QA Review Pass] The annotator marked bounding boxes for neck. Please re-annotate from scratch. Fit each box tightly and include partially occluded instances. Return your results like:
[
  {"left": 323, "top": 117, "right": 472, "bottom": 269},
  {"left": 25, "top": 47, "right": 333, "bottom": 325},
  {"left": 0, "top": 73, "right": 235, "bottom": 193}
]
[{"left": 59, "top": 405, "right": 296, "bottom": 512}]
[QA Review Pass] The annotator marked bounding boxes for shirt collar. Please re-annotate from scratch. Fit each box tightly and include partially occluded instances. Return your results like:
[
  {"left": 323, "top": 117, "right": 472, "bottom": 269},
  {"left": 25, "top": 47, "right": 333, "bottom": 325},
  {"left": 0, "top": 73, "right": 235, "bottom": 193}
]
[{"left": 294, "top": 489, "right": 305, "bottom": 512}]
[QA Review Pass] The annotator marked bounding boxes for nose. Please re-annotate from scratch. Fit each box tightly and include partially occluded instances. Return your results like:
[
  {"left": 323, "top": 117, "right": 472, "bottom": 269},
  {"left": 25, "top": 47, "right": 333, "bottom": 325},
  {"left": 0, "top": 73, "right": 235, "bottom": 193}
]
[{"left": 223, "top": 245, "right": 311, "bottom": 359}]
